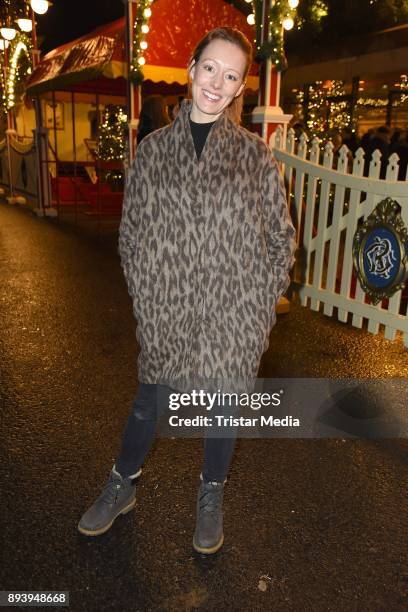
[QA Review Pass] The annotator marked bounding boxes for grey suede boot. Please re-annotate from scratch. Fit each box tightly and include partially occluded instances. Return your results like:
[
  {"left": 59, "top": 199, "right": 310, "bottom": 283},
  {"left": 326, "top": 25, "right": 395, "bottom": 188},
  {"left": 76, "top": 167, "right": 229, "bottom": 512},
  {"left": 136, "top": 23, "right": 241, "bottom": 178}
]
[
  {"left": 193, "top": 476, "right": 225, "bottom": 554},
  {"left": 78, "top": 465, "right": 141, "bottom": 536}
]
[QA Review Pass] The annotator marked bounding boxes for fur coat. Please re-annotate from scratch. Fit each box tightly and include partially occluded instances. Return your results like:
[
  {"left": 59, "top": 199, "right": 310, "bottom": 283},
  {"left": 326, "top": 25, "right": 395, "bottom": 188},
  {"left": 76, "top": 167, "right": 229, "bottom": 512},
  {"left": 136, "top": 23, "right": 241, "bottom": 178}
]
[{"left": 118, "top": 99, "right": 296, "bottom": 389}]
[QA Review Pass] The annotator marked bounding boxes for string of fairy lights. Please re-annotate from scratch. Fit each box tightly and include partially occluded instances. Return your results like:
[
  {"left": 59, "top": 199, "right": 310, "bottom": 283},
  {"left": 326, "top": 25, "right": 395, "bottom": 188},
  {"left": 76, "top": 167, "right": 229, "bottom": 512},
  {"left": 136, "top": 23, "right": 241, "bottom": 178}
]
[
  {"left": 0, "top": 0, "right": 49, "bottom": 115},
  {"left": 0, "top": 34, "right": 32, "bottom": 113},
  {"left": 399, "top": 73, "right": 408, "bottom": 104},
  {"left": 245, "top": 0, "right": 303, "bottom": 71},
  {"left": 129, "top": 0, "right": 154, "bottom": 85}
]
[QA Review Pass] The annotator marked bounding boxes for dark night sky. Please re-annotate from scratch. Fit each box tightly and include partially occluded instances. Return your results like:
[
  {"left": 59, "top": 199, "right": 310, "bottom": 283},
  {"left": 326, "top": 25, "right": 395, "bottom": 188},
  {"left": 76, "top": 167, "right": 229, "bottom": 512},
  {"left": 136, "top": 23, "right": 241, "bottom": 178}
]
[{"left": 37, "top": 0, "right": 125, "bottom": 52}]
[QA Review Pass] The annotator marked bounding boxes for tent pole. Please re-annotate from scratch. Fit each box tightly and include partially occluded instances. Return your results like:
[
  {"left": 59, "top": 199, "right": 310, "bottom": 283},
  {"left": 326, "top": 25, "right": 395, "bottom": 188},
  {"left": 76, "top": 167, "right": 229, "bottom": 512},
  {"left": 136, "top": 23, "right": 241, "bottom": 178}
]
[{"left": 125, "top": 0, "right": 141, "bottom": 164}]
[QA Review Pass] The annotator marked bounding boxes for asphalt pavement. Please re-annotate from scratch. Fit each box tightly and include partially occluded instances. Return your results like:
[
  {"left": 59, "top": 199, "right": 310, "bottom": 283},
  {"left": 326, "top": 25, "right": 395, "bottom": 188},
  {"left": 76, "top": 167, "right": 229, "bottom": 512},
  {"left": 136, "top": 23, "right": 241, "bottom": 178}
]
[{"left": 0, "top": 202, "right": 407, "bottom": 612}]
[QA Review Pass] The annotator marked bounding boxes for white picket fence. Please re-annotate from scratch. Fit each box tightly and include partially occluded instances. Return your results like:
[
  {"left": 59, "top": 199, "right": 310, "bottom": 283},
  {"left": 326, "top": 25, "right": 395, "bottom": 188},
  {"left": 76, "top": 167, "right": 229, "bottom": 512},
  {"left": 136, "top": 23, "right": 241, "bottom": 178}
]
[{"left": 272, "top": 126, "right": 408, "bottom": 347}]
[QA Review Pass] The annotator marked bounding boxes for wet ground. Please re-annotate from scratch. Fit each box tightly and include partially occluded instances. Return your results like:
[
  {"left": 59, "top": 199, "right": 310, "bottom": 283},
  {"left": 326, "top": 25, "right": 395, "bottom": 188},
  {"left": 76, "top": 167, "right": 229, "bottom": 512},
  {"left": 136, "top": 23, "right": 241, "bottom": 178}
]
[{"left": 0, "top": 202, "right": 407, "bottom": 611}]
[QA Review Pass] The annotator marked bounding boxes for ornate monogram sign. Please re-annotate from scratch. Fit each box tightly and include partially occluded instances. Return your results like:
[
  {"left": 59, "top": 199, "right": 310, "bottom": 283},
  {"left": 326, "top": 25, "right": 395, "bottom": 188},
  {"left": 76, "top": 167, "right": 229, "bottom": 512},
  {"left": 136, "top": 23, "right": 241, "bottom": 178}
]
[{"left": 353, "top": 198, "right": 408, "bottom": 305}]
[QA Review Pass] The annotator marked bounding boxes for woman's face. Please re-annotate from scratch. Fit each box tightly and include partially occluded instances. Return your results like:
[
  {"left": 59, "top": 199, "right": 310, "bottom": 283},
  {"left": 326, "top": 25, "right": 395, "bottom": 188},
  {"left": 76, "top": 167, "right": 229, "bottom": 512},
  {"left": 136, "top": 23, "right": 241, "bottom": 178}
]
[{"left": 189, "top": 38, "right": 247, "bottom": 123}]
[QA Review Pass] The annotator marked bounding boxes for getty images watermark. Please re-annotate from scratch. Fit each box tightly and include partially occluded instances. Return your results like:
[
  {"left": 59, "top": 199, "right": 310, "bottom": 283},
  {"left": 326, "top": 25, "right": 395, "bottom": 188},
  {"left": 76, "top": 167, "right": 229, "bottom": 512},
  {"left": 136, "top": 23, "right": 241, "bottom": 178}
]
[
  {"left": 154, "top": 378, "right": 408, "bottom": 439},
  {"left": 167, "top": 388, "right": 299, "bottom": 429}
]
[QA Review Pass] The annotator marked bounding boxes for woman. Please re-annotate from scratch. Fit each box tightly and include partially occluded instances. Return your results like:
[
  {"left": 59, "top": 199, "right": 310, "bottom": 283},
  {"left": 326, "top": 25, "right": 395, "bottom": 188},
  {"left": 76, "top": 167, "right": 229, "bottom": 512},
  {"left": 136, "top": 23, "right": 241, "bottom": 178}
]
[{"left": 78, "top": 27, "right": 296, "bottom": 555}]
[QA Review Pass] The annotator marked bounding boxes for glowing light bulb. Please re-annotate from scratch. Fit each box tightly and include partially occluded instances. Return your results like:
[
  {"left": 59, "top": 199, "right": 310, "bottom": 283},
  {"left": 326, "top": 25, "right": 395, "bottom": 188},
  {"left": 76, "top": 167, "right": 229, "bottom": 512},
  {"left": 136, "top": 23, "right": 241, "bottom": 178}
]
[
  {"left": 288, "top": 0, "right": 299, "bottom": 8},
  {"left": 283, "top": 17, "right": 294, "bottom": 30},
  {"left": 1, "top": 27, "right": 17, "bottom": 41},
  {"left": 141, "top": 24, "right": 149, "bottom": 34},
  {"left": 143, "top": 8, "right": 152, "bottom": 18},
  {"left": 30, "top": 0, "right": 49, "bottom": 15},
  {"left": 17, "top": 18, "right": 33, "bottom": 32},
  {"left": 140, "top": 41, "right": 148, "bottom": 50},
  {"left": 138, "top": 56, "right": 146, "bottom": 65},
  {"left": 247, "top": 14, "right": 255, "bottom": 25}
]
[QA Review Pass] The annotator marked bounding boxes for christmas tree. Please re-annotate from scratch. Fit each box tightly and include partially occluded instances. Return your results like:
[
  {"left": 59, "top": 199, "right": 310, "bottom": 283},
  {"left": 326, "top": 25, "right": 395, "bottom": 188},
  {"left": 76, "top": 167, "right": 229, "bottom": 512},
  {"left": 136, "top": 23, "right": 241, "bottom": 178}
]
[
  {"left": 96, "top": 105, "right": 127, "bottom": 190},
  {"left": 96, "top": 105, "right": 127, "bottom": 161}
]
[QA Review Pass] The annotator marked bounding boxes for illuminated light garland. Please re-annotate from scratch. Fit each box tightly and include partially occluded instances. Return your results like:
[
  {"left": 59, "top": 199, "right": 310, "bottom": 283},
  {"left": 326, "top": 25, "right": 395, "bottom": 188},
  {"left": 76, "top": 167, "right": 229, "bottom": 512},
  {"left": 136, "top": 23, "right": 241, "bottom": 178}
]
[
  {"left": 309, "top": 0, "right": 328, "bottom": 22},
  {"left": 356, "top": 75, "right": 408, "bottom": 108},
  {"left": 129, "top": 0, "right": 154, "bottom": 85},
  {"left": 398, "top": 73, "right": 408, "bottom": 104},
  {"left": 251, "top": 0, "right": 298, "bottom": 71},
  {"left": 7, "top": 41, "right": 28, "bottom": 108},
  {"left": 249, "top": 0, "right": 327, "bottom": 72},
  {"left": 357, "top": 98, "right": 388, "bottom": 107},
  {"left": 0, "top": 32, "right": 32, "bottom": 114}
]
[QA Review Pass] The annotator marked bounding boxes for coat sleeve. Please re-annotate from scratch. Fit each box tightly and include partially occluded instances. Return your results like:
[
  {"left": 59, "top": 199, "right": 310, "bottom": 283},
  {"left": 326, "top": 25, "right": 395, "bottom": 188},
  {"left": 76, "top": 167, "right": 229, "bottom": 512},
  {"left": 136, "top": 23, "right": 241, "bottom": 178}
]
[
  {"left": 260, "top": 152, "right": 297, "bottom": 300},
  {"left": 118, "top": 144, "right": 146, "bottom": 296}
]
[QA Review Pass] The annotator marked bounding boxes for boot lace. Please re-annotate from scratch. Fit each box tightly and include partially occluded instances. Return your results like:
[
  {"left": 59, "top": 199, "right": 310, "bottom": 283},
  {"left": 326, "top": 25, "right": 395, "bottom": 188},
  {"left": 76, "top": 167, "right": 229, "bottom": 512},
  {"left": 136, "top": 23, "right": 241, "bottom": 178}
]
[
  {"left": 100, "top": 475, "right": 123, "bottom": 505},
  {"left": 199, "top": 486, "right": 223, "bottom": 516}
]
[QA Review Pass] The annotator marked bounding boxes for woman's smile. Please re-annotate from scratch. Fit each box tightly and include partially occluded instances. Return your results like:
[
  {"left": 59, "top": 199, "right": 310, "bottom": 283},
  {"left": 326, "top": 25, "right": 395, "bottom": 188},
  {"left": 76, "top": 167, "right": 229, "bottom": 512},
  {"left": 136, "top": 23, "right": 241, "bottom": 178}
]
[{"left": 202, "top": 90, "right": 222, "bottom": 102}]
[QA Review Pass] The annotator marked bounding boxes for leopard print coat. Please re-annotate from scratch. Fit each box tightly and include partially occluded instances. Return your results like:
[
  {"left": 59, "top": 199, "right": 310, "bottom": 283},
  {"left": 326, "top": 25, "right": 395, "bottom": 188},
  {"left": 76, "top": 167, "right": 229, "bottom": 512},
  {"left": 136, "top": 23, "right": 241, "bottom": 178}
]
[{"left": 118, "top": 99, "right": 296, "bottom": 390}]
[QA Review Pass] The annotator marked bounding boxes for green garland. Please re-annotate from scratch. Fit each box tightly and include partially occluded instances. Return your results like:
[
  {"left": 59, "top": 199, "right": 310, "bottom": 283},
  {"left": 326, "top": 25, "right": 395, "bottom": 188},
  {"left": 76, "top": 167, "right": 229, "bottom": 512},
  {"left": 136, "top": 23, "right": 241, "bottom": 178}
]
[
  {"left": 129, "top": 0, "right": 155, "bottom": 85},
  {"left": 0, "top": 31, "right": 32, "bottom": 116},
  {"left": 253, "top": 0, "right": 296, "bottom": 71}
]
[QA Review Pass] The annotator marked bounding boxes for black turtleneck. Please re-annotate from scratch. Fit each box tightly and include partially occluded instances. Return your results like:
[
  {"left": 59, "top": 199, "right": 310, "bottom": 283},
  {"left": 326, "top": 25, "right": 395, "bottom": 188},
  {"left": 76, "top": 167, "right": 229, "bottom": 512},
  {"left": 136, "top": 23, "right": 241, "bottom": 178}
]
[{"left": 189, "top": 117, "right": 217, "bottom": 160}]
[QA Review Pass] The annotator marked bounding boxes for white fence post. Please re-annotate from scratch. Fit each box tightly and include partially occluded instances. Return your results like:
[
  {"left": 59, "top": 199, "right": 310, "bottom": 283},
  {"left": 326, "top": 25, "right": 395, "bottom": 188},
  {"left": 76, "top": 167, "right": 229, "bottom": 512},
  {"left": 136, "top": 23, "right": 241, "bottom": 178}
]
[
  {"left": 299, "top": 136, "right": 320, "bottom": 307},
  {"left": 323, "top": 144, "right": 349, "bottom": 318},
  {"left": 382, "top": 153, "right": 402, "bottom": 341},
  {"left": 310, "top": 141, "right": 334, "bottom": 311},
  {"left": 335, "top": 148, "right": 364, "bottom": 323}
]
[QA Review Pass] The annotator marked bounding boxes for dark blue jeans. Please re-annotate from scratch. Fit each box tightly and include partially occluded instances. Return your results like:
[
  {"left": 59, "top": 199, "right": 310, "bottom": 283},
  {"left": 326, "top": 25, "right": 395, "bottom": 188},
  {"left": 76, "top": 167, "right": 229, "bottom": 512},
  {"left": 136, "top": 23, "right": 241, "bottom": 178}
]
[{"left": 115, "top": 383, "right": 237, "bottom": 483}]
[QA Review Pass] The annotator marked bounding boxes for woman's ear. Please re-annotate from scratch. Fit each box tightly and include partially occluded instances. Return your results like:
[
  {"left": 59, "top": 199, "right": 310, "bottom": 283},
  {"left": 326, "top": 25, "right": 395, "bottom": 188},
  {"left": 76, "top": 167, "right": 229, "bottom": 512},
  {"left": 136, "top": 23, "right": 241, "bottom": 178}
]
[
  {"left": 188, "top": 60, "right": 196, "bottom": 80},
  {"left": 234, "top": 82, "right": 246, "bottom": 98}
]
